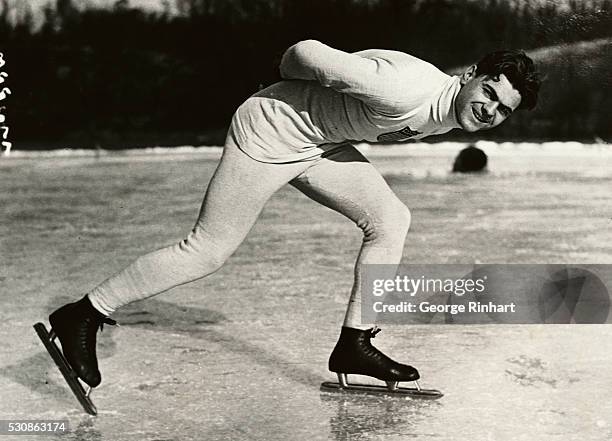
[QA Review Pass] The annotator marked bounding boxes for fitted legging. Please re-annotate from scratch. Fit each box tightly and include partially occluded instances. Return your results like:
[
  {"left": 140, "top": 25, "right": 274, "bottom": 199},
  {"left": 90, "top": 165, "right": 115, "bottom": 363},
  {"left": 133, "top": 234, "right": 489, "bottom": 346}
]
[{"left": 88, "top": 136, "right": 411, "bottom": 327}]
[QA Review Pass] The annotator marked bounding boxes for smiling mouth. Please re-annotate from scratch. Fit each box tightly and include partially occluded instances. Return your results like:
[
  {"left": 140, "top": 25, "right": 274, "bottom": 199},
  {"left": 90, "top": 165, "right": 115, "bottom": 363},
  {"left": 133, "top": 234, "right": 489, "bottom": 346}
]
[{"left": 472, "top": 107, "right": 489, "bottom": 124}]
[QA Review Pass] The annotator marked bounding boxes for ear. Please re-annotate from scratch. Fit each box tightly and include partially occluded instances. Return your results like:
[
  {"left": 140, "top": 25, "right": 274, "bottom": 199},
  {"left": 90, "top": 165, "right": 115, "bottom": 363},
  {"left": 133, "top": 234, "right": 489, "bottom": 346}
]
[{"left": 460, "top": 65, "right": 477, "bottom": 85}]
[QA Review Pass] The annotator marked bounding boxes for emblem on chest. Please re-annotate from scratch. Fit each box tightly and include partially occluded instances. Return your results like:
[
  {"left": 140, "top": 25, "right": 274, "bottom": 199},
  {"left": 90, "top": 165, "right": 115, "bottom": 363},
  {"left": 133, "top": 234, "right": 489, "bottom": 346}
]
[{"left": 377, "top": 126, "right": 422, "bottom": 143}]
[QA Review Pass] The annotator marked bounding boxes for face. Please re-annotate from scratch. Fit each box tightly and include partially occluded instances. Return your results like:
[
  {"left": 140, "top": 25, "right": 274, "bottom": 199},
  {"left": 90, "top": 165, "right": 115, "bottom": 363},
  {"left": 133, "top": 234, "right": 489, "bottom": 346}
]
[{"left": 455, "top": 67, "right": 522, "bottom": 132}]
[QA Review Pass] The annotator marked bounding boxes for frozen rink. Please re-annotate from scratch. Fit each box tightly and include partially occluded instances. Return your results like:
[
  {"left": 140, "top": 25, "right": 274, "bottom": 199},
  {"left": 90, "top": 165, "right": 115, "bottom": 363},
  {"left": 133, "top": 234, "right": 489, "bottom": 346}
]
[{"left": 1, "top": 142, "right": 612, "bottom": 440}]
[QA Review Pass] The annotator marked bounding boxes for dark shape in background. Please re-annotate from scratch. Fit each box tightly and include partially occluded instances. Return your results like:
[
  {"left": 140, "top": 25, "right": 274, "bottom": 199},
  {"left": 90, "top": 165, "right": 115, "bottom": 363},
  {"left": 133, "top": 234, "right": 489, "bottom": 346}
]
[
  {"left": 452, "top": 145, "right": 488, "bottom": 173},
  {"left": 0, "top": 0, "right": 611, "bottom": 149}
]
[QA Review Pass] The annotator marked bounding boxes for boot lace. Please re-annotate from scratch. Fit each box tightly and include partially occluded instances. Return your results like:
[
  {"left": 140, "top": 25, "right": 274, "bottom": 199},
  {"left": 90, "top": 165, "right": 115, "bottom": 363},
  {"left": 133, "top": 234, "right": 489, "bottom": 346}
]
[
  {"left": 100, "top": 317, "right": 117, "bottom": 330},
  {"left": 368, "top": 326, "right": 382, "bottom": 338},
  {"left": 362, "top": 327, "right": 386, "bottom": 361},
  {"left": 77, "top": 316, "right": 117, "bottom": 354}
]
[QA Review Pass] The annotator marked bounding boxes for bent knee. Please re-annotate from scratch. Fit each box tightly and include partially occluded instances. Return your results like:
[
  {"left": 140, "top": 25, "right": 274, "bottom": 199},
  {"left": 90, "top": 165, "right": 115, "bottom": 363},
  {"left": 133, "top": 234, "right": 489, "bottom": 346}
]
[
  {"left": 357, "top": 202, "right": 411, "bottom": 242},
  {"left": 381, "top": 202, "right": 411, "bottom": 236},
  {"left": 397, "top": 203, "right": 412, "bottom": 232},
  {"left": 177, "top": 232, "right": 232, "bottom": 276}
]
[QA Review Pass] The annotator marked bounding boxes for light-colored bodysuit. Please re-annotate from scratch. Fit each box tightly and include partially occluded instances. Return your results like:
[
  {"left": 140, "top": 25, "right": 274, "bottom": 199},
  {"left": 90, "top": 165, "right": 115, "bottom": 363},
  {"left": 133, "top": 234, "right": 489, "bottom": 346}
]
[
  {"left": 88, "top": 41, "right": 462, "bottom": 327},
  {"left": 233, "top": 39, "right": 460, "bottom": 162}
]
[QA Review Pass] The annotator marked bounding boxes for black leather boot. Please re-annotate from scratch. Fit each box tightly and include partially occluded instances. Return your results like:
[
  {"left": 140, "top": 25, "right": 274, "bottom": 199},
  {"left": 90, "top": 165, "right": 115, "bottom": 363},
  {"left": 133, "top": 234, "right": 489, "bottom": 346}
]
[
  {"left": 329, "top": 327, "right": 419, "bottom": 385},
  {"left": 49, "top": 296, "right": 116, "bottom": 387}
]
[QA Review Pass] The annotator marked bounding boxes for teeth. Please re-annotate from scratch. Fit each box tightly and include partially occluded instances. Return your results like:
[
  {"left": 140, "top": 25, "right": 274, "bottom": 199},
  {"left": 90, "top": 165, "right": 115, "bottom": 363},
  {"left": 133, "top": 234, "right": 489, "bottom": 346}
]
[{"left": 474, "top": 108, "right": 487, "bottom": 124}]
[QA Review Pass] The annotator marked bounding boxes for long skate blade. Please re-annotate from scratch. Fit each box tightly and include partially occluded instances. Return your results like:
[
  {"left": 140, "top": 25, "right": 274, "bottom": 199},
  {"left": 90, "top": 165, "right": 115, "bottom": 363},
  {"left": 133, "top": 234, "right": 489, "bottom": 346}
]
[
  {"left": 320, "top": 381, "right": 443, "bottom": 399},
  {"left": 33, "top": 322, "right": 98, "bottom": 415}
]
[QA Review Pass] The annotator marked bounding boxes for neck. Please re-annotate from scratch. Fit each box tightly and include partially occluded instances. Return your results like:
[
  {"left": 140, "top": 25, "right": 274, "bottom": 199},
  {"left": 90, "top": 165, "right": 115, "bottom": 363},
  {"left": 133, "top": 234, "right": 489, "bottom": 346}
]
[{"left": 433, "top": 76, "right": 462, "bottom": 129}]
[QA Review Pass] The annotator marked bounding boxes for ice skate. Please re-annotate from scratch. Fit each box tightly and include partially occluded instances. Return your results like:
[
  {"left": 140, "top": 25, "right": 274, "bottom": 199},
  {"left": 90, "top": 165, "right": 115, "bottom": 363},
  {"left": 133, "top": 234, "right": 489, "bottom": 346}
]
[
  {"left": 33, "top": 296, "right": 116, "bottom": 415},
  {"left": 321, "top": 327, "right": 443, "bottom": 399}
]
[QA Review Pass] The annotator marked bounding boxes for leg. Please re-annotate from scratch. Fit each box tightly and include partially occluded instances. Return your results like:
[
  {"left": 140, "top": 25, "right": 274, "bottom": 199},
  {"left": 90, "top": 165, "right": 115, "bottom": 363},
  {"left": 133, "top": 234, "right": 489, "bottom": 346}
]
[
  {"left": 88, "top": 135, "right": 313, "bottom": 314},
  {"left": 48, "top": 134, "right": 313, "bottom": 387},
  {"left": 290, "top": 146, "right": 411, "bottom": 328},
  {"left": 290, "top": 145, "right": 419, "bottom": 384}
]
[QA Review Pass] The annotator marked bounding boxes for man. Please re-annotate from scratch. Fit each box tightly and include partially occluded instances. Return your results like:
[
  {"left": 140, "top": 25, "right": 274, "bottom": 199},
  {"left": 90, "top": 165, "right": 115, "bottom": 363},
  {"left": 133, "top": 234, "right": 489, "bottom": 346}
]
[{"left": 45, "top": 40, "right": 541, "bottom": 393}]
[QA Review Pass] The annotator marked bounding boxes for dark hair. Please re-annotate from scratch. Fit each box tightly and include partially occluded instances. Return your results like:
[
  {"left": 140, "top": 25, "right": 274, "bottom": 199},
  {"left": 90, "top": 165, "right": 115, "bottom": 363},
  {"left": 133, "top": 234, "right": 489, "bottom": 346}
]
[{"left": 475, "top": 50, "right": 542, "bottom": 110}]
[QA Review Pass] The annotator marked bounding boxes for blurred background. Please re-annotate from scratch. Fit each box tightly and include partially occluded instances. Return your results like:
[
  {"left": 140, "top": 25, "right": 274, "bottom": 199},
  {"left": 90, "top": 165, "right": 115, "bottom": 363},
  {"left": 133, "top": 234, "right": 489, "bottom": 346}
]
[{"left": 0, "top": 0, "right": 610, "bottom": 150}]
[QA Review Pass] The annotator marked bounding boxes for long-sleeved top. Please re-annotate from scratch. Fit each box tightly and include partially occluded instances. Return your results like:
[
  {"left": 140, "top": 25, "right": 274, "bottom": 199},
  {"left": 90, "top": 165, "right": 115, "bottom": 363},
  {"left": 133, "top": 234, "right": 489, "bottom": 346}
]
[{"left": 229, "top": 40, "right": 462, "bottom": 163}]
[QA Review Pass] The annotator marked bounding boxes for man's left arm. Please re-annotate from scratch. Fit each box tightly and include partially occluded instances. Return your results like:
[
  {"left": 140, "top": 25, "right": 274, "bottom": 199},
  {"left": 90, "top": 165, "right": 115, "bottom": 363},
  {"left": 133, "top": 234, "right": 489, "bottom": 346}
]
[{"left": 280, "top": 40, "right": 407, "bottom": 115}]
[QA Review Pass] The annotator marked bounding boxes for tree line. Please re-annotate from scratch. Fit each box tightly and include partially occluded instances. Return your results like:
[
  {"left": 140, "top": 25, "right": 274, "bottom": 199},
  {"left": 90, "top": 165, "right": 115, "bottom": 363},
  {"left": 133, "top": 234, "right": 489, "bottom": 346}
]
[{"left": 0, "top": 0, "right": 610, "bottom": 149}]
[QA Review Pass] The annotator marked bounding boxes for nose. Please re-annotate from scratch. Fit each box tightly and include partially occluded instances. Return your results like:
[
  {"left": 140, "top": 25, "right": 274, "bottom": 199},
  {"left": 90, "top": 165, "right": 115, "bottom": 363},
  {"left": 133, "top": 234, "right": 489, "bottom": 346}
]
[{"left": 482, "top": 102, "right": 498, "bottom": 121}]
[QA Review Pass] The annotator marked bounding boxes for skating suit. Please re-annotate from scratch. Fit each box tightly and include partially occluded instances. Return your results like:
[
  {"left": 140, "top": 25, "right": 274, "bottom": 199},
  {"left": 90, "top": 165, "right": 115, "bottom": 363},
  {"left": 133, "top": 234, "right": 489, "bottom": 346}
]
[{"left": 229, "top": 40, "right": 462, "bottom": 163}]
